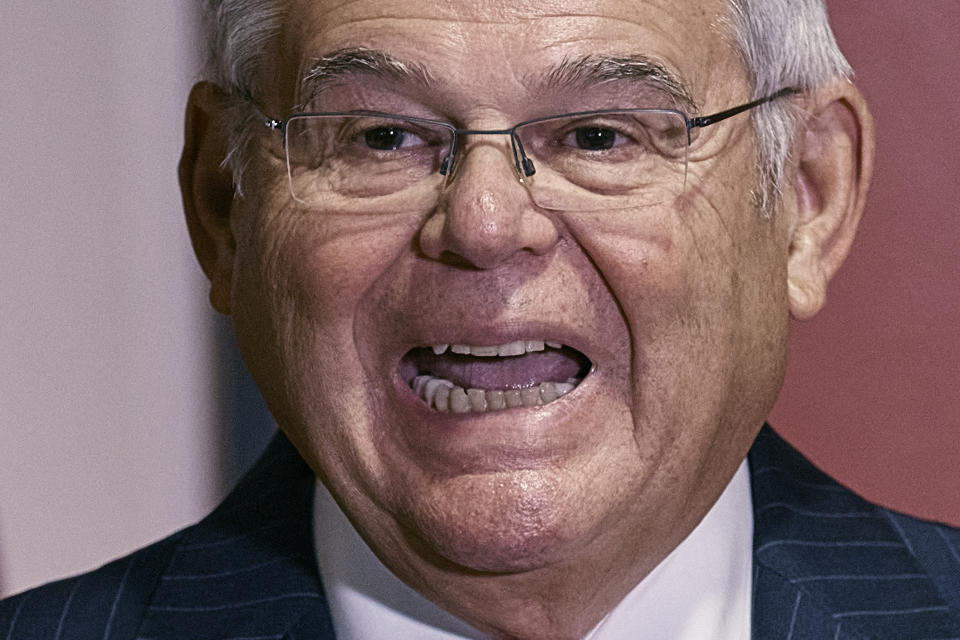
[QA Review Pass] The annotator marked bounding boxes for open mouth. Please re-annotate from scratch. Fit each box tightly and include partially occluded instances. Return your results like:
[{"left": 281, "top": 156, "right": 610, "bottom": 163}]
[{"left": 399, "top": 340, "right": 592, "bottom": 413}]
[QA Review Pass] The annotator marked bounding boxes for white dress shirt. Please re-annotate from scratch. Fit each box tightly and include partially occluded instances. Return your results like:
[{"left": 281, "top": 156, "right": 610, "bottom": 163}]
[{"left": 313, "top": 461, "right": 753, "bottom": 640}]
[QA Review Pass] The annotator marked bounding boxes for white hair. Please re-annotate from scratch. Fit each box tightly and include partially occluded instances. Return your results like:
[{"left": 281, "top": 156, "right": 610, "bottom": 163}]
[
  {"left": 200, "top": 0, "right": 852, "bottom": 210},
  {"left": 199, "top": 0, "right": 287, "bottom": 195},
  {"left": 727, "top": 0, "right": 852, "bottom": 212}
]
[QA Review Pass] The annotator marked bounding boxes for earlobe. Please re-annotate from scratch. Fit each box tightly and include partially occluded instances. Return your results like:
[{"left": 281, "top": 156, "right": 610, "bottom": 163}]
[
  {"left": 786, "top": 79, "right": 875, "bottom": 320},
  {"left": 179, "top": 81, "right": 237, "bottom": 315}
]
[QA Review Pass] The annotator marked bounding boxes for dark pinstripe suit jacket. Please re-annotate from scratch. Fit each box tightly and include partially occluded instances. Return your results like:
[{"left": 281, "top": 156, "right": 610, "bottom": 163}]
[{"left": 2, "top": 427, "right": 959, "bottom": 639}]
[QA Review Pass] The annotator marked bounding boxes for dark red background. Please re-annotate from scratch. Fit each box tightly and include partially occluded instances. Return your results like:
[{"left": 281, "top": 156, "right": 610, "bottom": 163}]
[{"left": 772, "top": 2, "right": 960, "bottom": 526}]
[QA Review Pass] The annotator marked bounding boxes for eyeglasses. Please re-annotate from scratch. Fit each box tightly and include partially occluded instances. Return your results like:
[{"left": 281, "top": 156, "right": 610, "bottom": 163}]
[{"left": 262, "top": 87, "right": 798, "bottom": 213}]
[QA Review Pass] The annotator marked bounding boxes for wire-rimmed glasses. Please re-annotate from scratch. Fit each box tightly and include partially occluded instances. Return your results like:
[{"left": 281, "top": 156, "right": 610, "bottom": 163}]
[{"left": 262, "top": 87, "right": 798, "bottom": 212}]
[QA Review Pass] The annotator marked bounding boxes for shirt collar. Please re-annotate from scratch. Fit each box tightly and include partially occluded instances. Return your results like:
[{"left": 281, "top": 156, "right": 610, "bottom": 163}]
[{"left": 313, "top": 460, "right": 753, "bottom": 640}]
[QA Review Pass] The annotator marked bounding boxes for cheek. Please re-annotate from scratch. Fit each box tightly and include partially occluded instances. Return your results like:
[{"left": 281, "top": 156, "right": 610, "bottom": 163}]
[
  {"left": 229, "top": 203, "right": 423, "bottom": 406},
  {"left": 561, "top": 188, "right": 788, "bottom": 422},
  {"left": 561, "top": 206, "right": 721, "bottom": 342},
  {"left": 238, "top": 209, "right": 420, "bottom": 327}
]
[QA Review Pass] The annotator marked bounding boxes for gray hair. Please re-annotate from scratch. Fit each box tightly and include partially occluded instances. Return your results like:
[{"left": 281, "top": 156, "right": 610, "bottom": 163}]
[
  {"left": 199, "top": 0, "right": 288, "bottom": 195},
  {"left": 727, "top": 0, "right": 852, "bottom": 212},
  {"left": 200, "top": 0, "right": 851, "bottom": 211}
]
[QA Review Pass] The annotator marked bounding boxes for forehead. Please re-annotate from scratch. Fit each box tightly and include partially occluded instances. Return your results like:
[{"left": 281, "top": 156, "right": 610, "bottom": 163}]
[{"left": 274, "top": 0, "right": 744, "bottom": 113}]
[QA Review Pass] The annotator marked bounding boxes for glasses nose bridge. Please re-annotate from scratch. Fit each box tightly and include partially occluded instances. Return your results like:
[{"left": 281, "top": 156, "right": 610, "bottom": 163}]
[{"left": 442, "top": 126, "right": 528, "bottom": 179}]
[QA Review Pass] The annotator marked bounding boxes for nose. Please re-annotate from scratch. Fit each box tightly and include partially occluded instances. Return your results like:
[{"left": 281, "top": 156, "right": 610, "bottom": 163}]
[{"left": 419, "top": 141, "right": 559, "bottom": 269}]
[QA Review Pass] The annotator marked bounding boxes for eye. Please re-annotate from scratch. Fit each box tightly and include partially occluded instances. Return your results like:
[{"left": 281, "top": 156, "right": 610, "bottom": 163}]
[
  {"left": 363, "top": 126, "right": 424, "bottom": 150},
  {"left": 560, "top": 125, "right": 634, "bottom": 152},
  {"left": 570, "top": 126, "right": 622, "bottom": 151}
]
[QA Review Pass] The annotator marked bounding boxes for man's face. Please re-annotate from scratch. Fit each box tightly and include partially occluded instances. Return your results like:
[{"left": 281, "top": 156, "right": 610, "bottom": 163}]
[{"left": 229, "top": 0, "right": 790, "bottom": 590}]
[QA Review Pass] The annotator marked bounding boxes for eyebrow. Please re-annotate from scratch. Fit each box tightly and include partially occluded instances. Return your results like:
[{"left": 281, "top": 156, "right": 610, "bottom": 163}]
[
  {"left": 297, "top": 48, "right": 433, "bottom": 110},
  {"left": 537, "top": 55, "right": 697, "bottom": 112},
  {"left": 297, "top": 48, "right": 697, "bottom": 114}
]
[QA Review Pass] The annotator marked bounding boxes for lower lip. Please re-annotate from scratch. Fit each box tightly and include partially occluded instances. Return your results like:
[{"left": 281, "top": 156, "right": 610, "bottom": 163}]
[{"left": 388, "top": 371, "right": 594, "bottom": 473}]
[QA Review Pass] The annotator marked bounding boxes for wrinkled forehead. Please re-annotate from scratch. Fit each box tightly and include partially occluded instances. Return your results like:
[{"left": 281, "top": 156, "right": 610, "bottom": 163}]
[{"left": 265, "top": 0, "right": 747, "bottom": 116}]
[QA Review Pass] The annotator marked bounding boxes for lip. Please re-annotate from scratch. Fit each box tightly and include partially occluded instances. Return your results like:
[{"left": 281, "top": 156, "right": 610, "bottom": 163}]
[
  {"left": 382, "top": 323, "right": 609, "bottom": 473},
  {"left": 359, "top": 313, "right": 618, "bottom": 471},
  {"left": 384, "top": 321, "right": 608, "bottom": 379},
  {"left": 388, "top": 364, "right": 600, "bottom": 472},
  {"left": 393, "top": 325, "right": 598, "bottom": 405}
]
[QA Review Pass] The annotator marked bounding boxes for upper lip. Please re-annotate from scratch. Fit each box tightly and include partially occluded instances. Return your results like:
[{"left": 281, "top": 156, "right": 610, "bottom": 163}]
[
  {"left": 387, "top": 323, "right": 606, "bottom": 375},
  {"left": 408, "top": 331, "right": 592, "bottom": 357},
  {"left": 430, "top": 340, "right": 563, "bottom": 356}
]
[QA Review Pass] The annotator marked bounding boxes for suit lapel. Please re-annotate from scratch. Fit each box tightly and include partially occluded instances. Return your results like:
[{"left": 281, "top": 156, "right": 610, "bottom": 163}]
[
  {"left": 132, "top": 425, "right": 958, "bottom": 640},
  {"left": 748, "top": 426, "right": 959, "bottom": 639},
  {"left": 136, "top": 433, "right": 336, "bottom": 640}
]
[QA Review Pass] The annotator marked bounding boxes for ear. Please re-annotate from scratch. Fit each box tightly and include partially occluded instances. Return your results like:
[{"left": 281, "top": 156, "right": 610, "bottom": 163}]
[
  {"left": 179, "top": 81, "right": 237, "bottom": 315},
  {"left": 786, "top": 78, "right": 875, "bottom": 320}
]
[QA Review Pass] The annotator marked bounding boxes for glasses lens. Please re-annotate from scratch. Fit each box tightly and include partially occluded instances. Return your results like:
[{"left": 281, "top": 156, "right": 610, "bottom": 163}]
[
  {"left": 283, "top": 114, "right": 454, "bottom": 210},
  {"left": 514, "top": 110, "right": 690, "bottom": 212}
]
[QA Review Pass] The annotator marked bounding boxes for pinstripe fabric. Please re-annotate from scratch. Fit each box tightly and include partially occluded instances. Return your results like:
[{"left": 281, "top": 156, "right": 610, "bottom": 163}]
[
  {"left": 2, "top": 426, "right": 957, "bottom": 639},
  {"left": 0, "top": 535, "right": 182, "bottom": 640},
  {"left": 132, "top": 435, "right": 333, "bottom": 640},
  {"left": 749, "top": 426, "right": 960, "bottom": 639},
  {"left": 0, "top": 435, "right": 334, "bottom": 640}
]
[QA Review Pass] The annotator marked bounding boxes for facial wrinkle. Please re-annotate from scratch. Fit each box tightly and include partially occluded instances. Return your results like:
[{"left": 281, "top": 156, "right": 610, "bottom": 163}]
[{"left": 549, "top": 216, "right": 640, "bottom": 405}]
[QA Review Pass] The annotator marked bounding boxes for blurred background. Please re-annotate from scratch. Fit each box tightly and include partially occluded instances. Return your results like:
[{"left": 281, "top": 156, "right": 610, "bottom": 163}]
[{"left": 0, "top": 1, "right": 957, "bottom": 597}]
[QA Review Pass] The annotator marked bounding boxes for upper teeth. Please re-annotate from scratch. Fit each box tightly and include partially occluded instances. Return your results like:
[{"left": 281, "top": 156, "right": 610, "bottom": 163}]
[{"left": 433, "top": 340, "right": 563, "bottom": 357}]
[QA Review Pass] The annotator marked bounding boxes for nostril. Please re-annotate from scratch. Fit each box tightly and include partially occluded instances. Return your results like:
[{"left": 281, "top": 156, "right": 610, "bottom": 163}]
[{"left": 437, "top": 251, "right": 481, "bottom": 270}]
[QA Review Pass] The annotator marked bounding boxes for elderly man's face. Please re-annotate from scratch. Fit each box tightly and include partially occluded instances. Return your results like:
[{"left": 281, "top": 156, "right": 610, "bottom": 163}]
[{"left": 226, "top": 0, "right": 790, "bottom": 602}]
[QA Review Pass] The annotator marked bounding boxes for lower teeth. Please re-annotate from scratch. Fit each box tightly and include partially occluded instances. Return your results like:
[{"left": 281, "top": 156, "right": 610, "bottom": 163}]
[{"left": 410, "top": 375, "right": 579, "bottom": 413}]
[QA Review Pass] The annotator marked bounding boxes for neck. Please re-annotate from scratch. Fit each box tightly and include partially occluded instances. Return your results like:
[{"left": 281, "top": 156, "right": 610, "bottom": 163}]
[
  {"left": 408, "top": 556, "right": 658, "bottom": 639},
  {"left": 314, "top": 460, "right": 753, "bottom": 640},
  {"left": 361, "top": 503, "right": 704, "bottom": 640}
]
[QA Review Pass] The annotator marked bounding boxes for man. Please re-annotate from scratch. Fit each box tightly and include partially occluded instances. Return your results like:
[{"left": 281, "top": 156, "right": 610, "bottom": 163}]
[{"left": 2, "top": 0, "right": 958, "bottom": 638}]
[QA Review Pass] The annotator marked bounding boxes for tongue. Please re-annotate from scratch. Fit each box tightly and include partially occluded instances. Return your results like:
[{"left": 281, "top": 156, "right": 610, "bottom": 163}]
[{"left": 405, "top": 347, "right": 590, "bottom": 390}]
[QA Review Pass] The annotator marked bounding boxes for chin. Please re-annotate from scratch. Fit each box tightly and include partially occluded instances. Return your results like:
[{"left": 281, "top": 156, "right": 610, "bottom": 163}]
[{"left": 392, "top": 468, "right": 590, "bottom": 574}]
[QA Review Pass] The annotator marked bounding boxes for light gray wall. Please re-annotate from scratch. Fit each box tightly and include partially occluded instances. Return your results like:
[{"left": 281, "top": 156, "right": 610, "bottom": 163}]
[{"left": 0, "top": 3, "right": 221, "bottom": 596}]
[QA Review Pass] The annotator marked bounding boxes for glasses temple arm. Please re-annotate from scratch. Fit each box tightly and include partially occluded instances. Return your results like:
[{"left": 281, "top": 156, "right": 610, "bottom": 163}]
[{"left": 690, "top": 87, "right": 800, "bottom": 129}]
